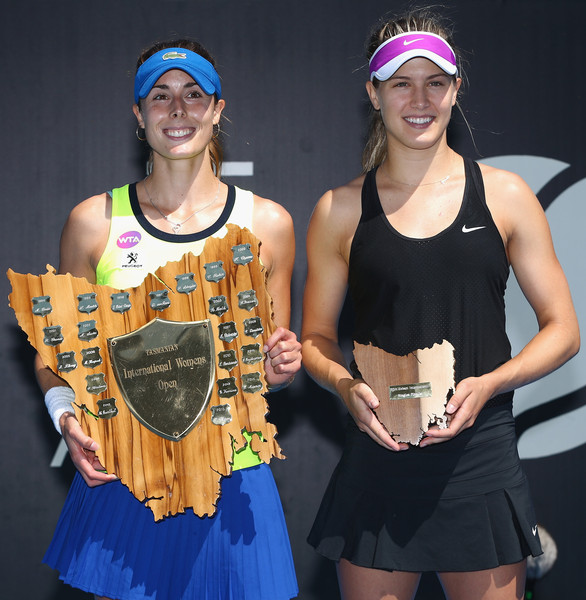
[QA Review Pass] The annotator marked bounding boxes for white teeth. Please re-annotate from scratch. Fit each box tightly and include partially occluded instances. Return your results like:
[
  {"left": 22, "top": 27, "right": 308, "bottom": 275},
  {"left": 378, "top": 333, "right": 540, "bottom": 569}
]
[
  {"left": 167, "top": 129, "right": 192, "bottom": 137},
  {"left": 406, "top": 117, "right": 433, "bottom": 124}
]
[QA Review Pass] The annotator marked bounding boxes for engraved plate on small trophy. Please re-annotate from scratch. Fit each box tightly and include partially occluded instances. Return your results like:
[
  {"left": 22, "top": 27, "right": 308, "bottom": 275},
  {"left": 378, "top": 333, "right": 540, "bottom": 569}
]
[
  {"left": 208, "top": 295, "right": 229, "bottom": 317},
  {"left": 78, "top": 320, "right": 98, "bottom": 341},
  {"left": 204, "top": 261, "right": 226, "bottom": 282},
  {"left": 175, "top": 273, "right": 197, "bottom": 294},
  {"left": 242, "top": 372, "right": 263, "bottom": 394},
  {"left": 232, "top": 243, "right": 254, "bottom": 265},
  {"left": 238, "top": 289, "right": 258, "bottom": 311},
  {"left": 241, "top": 343, "right": 263, "bottom": 365},
  {"left": 149, "top": 290, "right": 171, "bottom": 312},
  {"left": 218, "top": 321, "right": 238, "bottom": 343},
  {"left": 32, "top": 296, "right": 52, "bottom": 316},
  {"left": 217, "top": 377, "right": 238, "bottom": 398},
  {"left": 81, "top": 346, "right": 103, "bottom": 369},
  {"left": 86, "top": 373, "right": 107, "bottom": 395},
  {"left": 77, "top": 293, "right": 98, "bottom": 314},
  {"left": 111, "top": 292, "right": 132, "bottom": 314},
  {"left": 57, "top": 351, "right": 77, "bottom": 373},
  {"left": 211, "top": 404, "right": 233, "bottom": 425},
  {"left": 218, "top": 350, "right": 238, "bottom": 372},
  {"left": 43, "top": 325, "right": 64, "bottom": 346},
  {"left": 244, "top": 317, "right": 263, "bottom": 338},
  {"left": 97, "top": 398, "right": 119, "bottom": 419}
]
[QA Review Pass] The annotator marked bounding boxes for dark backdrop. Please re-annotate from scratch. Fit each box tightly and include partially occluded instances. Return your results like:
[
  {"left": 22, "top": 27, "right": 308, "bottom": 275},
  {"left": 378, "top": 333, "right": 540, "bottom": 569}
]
[{"left": 2, "top": 1, "right": 585, "bottom": 599}]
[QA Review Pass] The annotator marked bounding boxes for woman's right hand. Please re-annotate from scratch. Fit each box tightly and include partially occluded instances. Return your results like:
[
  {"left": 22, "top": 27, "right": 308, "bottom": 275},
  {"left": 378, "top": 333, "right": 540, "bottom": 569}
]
[
  {"left": 337, "top": 378, "right": 409, "bottom": 452},
  {"left": 59, "top": 412, "right": 118, "bottom": 487}
]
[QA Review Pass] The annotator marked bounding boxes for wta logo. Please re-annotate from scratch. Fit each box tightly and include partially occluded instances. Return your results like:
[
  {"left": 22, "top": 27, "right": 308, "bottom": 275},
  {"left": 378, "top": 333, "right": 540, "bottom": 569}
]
[{"left": 117, "top": 231, "right": 141, "bottom": 249}]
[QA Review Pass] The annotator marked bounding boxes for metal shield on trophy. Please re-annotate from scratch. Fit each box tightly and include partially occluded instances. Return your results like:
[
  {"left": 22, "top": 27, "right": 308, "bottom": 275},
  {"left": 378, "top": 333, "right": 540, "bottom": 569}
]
[
  {"left": 108, "top": 318, "right": 215, "bottom": 441},
  {"left": 7, "top": 225, "right": 283, "bottom": 521}
]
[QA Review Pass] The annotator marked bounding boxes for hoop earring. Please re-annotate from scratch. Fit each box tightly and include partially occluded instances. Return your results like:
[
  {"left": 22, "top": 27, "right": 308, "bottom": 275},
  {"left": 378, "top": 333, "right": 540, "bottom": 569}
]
[
  {"left": 213, "top": 122, "right": 221, "bottom": 139},
  {"left": 136, "top": 126, "right": 147, "bottom": 142}
]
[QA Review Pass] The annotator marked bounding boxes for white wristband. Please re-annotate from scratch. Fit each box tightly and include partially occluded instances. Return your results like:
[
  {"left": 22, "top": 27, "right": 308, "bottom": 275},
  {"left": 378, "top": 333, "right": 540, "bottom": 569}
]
[{"left": 44, "top": 386, "right": 76, "bottom": 434}]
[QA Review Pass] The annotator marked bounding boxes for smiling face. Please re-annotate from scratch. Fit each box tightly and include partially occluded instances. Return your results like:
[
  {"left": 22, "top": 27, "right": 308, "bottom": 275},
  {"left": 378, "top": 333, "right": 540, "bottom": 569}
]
[
  {"left": 366, "top": 57, "right": 461, "bottom": 153},
  {"left": 133, "top": 68, "right": 225, "bottom": 162}
]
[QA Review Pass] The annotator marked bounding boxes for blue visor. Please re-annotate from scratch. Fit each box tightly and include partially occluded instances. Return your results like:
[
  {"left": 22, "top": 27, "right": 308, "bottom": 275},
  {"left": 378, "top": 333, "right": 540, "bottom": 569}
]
[{"left": 134, "top": 48, "right": 222, "bottom": 103}]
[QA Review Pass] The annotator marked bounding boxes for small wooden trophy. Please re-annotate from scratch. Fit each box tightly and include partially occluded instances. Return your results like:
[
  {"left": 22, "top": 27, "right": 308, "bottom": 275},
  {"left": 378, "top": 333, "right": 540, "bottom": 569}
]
[{"left": 353, "top": 340, "right": 455, "bottom": 445}]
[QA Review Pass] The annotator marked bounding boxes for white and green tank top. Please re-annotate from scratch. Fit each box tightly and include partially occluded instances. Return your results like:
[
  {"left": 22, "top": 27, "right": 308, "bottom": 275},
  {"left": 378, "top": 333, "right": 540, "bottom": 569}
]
[{"left": 96, "top": 182, "right": 262, "bottom": 470}]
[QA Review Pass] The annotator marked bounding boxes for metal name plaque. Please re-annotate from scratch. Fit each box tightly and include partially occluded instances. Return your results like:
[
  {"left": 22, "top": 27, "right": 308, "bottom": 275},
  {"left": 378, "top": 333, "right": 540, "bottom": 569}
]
[
  {"left": 388, "top": 382, "right": 432, "bottom": 401},
  {"left": 108, "top": 318, "right": 215, "bottom": 441}
]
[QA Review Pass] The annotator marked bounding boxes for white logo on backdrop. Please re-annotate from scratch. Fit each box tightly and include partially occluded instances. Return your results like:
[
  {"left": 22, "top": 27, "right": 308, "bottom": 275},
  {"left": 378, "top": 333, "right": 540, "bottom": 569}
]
[{"left": 483, "top": 156, "right": 586, "bottom": 460}]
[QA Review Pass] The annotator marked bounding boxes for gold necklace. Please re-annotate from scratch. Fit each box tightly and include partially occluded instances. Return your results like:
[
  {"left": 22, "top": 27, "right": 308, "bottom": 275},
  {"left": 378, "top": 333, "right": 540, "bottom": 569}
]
[
  {"left": 380, "top": 157, "right": 453, "bottom": 187},
  {"left": 383, "top": 171, "right": 451, "bottom": 187},
  {"left": 144, "top": 179, "right": 221, "bottom": 234}
]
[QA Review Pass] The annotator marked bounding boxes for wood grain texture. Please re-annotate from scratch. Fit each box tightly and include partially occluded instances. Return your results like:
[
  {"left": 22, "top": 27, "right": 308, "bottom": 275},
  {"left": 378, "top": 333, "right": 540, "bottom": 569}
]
[
  {"left": 8, "top": 225, "right": 283, "bottom": 520},
  {"left": 353, "top": 340, "right": 455, "bottom": 445}
]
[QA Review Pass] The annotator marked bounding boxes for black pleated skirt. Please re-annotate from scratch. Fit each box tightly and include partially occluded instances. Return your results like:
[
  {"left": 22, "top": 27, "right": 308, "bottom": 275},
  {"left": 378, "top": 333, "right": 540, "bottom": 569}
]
[{"left": 308, "top": 402, "right": 542, "bottom": 573}]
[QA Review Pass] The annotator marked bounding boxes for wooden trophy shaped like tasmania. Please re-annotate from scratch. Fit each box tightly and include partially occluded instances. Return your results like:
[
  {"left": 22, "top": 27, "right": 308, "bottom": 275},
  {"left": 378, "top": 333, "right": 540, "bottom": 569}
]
[
  {"left": 353, "top": 340, "right": 456, "bottom": 445},
  {"left": 8, "top": 225, "right": 283, "bottom": 521}
]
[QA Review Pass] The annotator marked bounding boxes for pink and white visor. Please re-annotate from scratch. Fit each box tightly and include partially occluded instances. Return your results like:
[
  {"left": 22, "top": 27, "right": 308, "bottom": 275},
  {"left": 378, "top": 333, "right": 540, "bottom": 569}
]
[{"left": 369, "top": 31, "right": 458, "bottom": 81}]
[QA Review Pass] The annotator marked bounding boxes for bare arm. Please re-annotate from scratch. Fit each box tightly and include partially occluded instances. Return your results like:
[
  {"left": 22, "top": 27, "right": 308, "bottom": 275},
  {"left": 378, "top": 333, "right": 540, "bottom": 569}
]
[
  {"left": 34, "top": 193, "right": 116, "bottom": 484},
  {"left": 301, "top": 185, "right": 407, "bottom": 452},
  {"left": 422, "top": 166, "right": 580, "bottom": 445},
  {"left": 253, "top": 195, "right": 302, "bottom": 389}
]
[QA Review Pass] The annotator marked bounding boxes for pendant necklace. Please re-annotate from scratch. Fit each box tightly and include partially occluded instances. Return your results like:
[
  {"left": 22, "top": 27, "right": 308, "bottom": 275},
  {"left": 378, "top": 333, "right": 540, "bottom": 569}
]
[
  {"left": 144, "top": 179, "right": 221, "bottom": 234},
  {"left": 381, "top": 157, "right": 453, "bottom": 188},
  {"left": 382, "top": 171, "right": 451, "bottom": 187}
]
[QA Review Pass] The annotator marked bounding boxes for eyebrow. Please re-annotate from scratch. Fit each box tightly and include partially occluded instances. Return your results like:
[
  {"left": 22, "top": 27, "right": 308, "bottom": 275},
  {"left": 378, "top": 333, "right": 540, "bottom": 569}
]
[
  {"left": 151, "top": 81, "right": 201, "bottom": 91},
  {"left": 389, "top": 72, "right": 451, "bottom": 81},
  {"left": 387, "top": 71, "right": 453, "bottom": 81}
]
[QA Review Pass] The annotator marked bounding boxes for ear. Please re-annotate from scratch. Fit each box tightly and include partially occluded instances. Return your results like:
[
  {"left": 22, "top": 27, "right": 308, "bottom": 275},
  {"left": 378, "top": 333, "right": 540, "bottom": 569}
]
[
  {"left": 132, "top": 103, "right": 144, "bottom": 129},
  {"left": 451, "top": 77, "right": 462, "bottom": 107},
  {"left": 213, "top": 99, "right": 226, "bottom": 125},
  {"left": 366, "top": 80, "right": 381, "bottom": 111}
]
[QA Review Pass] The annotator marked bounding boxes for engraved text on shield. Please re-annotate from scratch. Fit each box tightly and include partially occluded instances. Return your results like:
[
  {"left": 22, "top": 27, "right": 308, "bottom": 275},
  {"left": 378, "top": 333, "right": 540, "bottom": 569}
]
[{"left": 108, "top": 318, "right": 215, "bottom": 441}]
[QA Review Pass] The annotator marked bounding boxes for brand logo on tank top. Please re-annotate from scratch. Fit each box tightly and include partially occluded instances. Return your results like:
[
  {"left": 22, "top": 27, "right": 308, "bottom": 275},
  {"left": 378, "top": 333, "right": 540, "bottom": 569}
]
[
  {"left": 461, "top": 225, "right": 486, "bottom": 233},
  {"left": 117, "top": 231, "right": 142, "bottom": 248}
]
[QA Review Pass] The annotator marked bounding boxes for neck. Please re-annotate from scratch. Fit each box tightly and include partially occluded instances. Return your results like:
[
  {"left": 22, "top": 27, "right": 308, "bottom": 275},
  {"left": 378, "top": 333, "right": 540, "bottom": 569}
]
[
  {"left": 146, "top": 156, "right": 219, "bottom": 212},
  {"left": 381, "top": 144, "right": 456, "bottom": 187}
]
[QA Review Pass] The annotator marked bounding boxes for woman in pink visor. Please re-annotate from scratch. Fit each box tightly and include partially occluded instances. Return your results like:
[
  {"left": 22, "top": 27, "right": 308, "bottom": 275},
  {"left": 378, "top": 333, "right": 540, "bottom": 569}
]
[{"left": 302, "top": 7, "right": 578, "bottom": 600}]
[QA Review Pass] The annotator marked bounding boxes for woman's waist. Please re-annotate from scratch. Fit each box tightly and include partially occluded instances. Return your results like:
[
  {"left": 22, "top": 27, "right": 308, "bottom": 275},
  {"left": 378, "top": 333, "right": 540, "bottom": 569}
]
[{"left": 338, "top": 403, "right": 523, "bottom": 498}]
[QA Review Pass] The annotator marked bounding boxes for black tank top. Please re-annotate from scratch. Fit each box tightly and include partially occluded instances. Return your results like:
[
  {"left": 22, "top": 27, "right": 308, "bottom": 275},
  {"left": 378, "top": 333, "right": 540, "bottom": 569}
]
[{"left": 348, "top": 158, "right": 513, "bottom": 405}]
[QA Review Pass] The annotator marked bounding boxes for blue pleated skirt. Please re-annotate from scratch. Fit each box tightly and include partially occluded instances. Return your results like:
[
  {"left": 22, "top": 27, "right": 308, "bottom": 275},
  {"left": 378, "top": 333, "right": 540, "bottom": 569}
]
[{"left": 44, "top": 463, "right": 298, "bottom": 599}]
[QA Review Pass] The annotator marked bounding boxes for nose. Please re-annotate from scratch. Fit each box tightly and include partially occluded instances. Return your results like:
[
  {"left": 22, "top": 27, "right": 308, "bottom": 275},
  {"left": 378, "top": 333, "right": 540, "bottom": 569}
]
[
  {"left": 170, "top": 97, "right": 186, "bottom": 118},
  {"left": 410, "top": 85, "right": 430, "bottom": 110}
]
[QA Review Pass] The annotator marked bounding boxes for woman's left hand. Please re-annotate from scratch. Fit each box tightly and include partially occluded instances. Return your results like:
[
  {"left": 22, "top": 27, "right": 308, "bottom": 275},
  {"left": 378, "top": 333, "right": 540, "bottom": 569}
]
[
  {"left": 419, "top": 376, "right": 491, "bottom": 447},
  {"left": 263, "top": 326, "right": 302, "bottom": 391}
]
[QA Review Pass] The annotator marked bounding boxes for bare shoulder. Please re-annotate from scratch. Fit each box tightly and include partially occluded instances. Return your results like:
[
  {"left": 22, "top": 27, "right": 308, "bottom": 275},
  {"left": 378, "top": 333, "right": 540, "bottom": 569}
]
[
  {"left": 251, "top": 194, "right": 294, "bottom": 238},
  {"left": 477, "top": 162, "right": 538, "bottom": 207},
  {"left": 250, "top": 193, "right": 295, "bottom": 277},
  {"left": 65, "top": 192, "right": 112, "bottom": 233},
  {"left": 60, "top": 192, "right": 112, "bottom": 278},
  {"left": 316, "top": 173, "right": 365, "bottom": 217},
  {"left": 477, "top": 162, "right": 548, "bottom": 242},
  {"left": 308, "top": 174, "right": 365, "bottom": 256}
]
